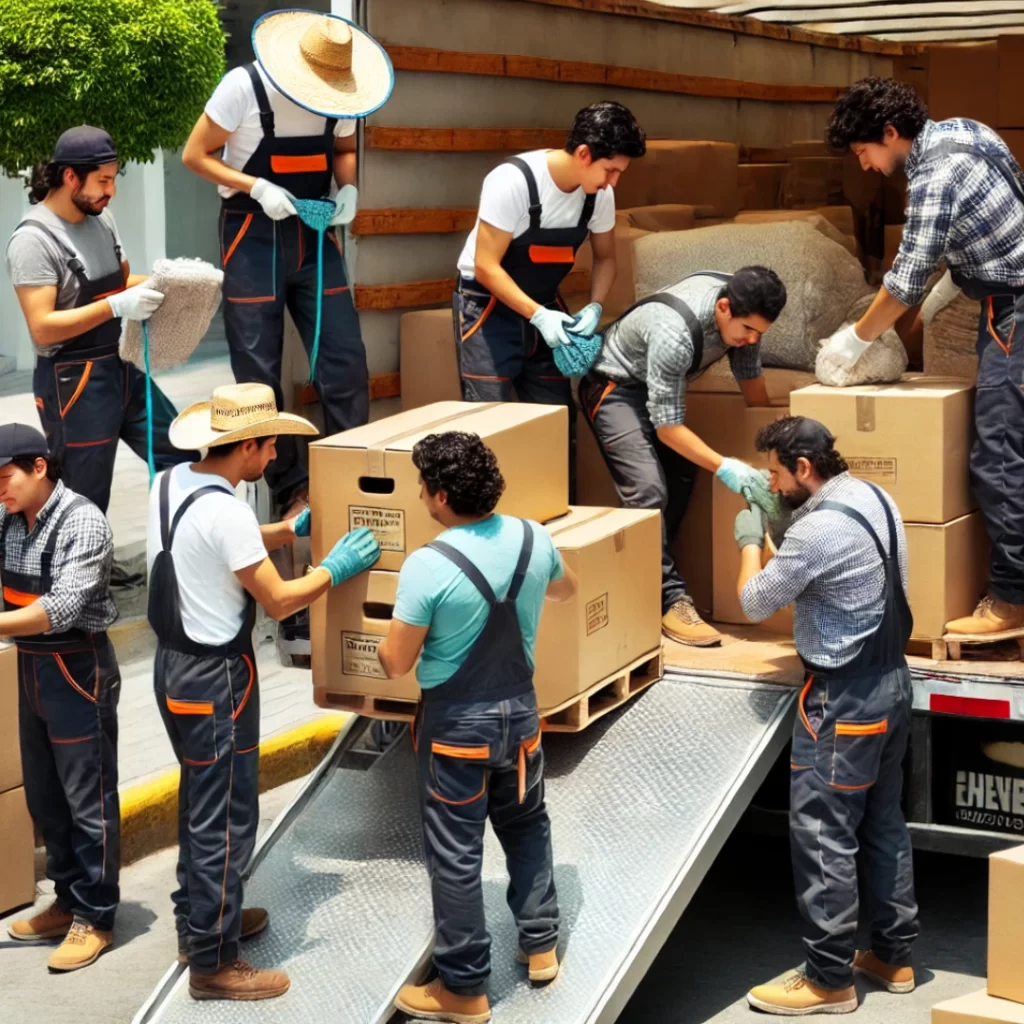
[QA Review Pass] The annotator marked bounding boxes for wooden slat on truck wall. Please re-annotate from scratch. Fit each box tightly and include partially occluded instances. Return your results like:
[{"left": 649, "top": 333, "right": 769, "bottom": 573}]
[{"left": 352, "top": 208, "right": 478, "bottom": 235}]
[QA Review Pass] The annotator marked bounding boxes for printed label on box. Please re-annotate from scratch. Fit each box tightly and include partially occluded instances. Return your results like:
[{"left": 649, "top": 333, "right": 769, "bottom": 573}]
[
  {"left": 342, "top": 632, "right": 387, "bottom": 678},
  {"left": 586, "top": 593, "right": 609, "bottom": 635},
  {"left": 349, "top": 506, "right": 405, "bottom": 553},
  {"left": 847, "top": 457, "right": 897, "bottom": 483}
]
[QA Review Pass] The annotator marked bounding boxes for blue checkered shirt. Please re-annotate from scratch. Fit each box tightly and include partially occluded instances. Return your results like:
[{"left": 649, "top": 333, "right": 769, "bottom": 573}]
[
  {"left": 885, "top": 118, "right": 1024, "bottom": 306},
  {"left": 740, "top": 474, "right": 909, "bottom": 670}
]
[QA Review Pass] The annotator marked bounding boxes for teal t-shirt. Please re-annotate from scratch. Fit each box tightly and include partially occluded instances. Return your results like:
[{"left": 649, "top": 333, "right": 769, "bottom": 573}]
[{"left": 392, "top": 515, "right": 564, "bottom": 688}]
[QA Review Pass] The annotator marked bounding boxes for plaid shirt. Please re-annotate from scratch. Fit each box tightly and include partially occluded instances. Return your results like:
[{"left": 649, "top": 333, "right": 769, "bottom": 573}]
[
  {"left": 0, "top": 481, "right": 116, "bottom": 634},
  {"left": 740, "top": 474, "right": 909, "bottom": 670},
  {"left": 885, "top": 118, "right": 1024, "bottom": 306}
]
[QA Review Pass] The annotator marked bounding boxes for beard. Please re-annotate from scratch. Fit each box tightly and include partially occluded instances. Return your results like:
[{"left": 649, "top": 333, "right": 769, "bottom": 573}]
[
  {"left": 780, "top": 483, "right": 812, "bottom": 510},
  {"left": 71, "top": 187, "right": 107, "bottom": 217}
]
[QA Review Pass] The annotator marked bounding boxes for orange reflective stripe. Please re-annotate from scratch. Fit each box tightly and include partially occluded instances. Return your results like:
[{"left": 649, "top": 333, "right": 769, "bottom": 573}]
[
  {"left": 528, "top": 245, "right": 575, "bottom": 264},
  {"left": 3, "top": 586, "right": 39, "bottom": 607},
  {"left": 270, "top": 153, "right": 329, "bottom": 174},
  {"left": 167, "top": 697, "right": 214, "bottom": 716},
  {"left": 987, "top": 295, "right": 1014, "bottom": 356},
  {"left": 589, "top": 380, "right": 616, "bottom": 421},
  {"left": 836, "top": 720, "right": 888, "bottom": 737},
  {"left": 232, "top": 655, "right": 255, "bottom": 721},
  {"left": 431, "top": 741, "right": 490, "bottom": 760},
  {"left": 524, "top": 729, "right": 541, "bottom": 754},
  {"left": 429, "top": 779, "right": 488, "bottom": 806},
  {"left": 223, "top": 213, "right": 253, "bottom": 267},
  {"left": 460, "top": 295, "right": 496, "bottom": 342},
  {"left": 828, "top": 780, "right": 876, "bottom": 792},
  {"left": 798, "top": 676, "right": 818, "bottom": 741},
  {"left": 54, "top": 653, "right": 98, "bottom": 704},
  {"left": 518, "top": 744, "right": 527, "bottom": 804},
  {"left": 60, "top": 360, "right": 93, "bottom": 418}
]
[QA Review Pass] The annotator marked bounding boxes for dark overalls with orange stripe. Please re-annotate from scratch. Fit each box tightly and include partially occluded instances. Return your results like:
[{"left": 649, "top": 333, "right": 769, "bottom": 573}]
[
  {"left": 220, "top": 64, "right": 368, "bottom": 508},
  {"left": 789, "top": 485, "right": 918, "bottom": 990},
  {"left": 456, "top": 157, "right": 596, "bottom": 498},
  {"left": 3, "top": 496, "right": 121, "bottom": 932},
  {"left": 14, "top": 219, "right": 186, "bottom": 513},
  {"left": 413, "top": 521, "right": 559, "bottom": 997},
  {"left": 148, "top": 471, "right": 260, "bottom": 973}
]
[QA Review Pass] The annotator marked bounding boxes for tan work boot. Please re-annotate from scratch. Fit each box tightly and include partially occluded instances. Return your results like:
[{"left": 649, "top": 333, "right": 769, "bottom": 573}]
[
  {"left": 945, "top": 596, "right": 1024, "bottom": 637},
  {"left": 516, "top": 946, "right": 559, "bottom": 983},
  {"left": 8, "top": 901, "right": 74, "bottom": 942},
  {"left": 747, "top": 972, "right": 857, "bottom": 1015},
  {"left": 178, "top": 907, "right": 271, "bottom": 963},
  {"left": 853, "top": 950, "right": 915, "bottom": 993},
  {"left": 189, "top": 960, "right": 291, "bottom": 1001},
  {"left": 394, "top": 978, "right": 491, "bottom": 1023},
  {"left": 47, "top": 920, "right": 113, "bottom": 972},
  {"left": 662, "top": 599, "right": 722, "bottom": 647}
]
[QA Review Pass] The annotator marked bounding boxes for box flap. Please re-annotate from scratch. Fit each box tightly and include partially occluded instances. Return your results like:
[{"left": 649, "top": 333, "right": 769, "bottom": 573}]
[
  {"left": 544, "top": 506, "right": 618, "bottom": 535},
  {"left": 549, "top": 508, "right": 659, "bottom": 549},
  {"left": 933, "top": 989, "right": 1024, "bottom": 1024},
  {"left": 312, "top": 402, "right": 474, "bottom": 450}
]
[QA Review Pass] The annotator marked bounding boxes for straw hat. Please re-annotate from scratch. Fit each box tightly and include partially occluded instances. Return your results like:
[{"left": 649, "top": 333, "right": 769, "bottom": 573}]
[
  {"left": 170, "top": 383, "right": 318, "bottom": 451},
  {"left": 252, "top": 9, "right": 394, "bottom": 119}
]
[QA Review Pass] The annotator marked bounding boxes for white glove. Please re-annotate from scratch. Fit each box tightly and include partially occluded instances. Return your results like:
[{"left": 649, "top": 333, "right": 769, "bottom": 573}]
[
  {"left": 820, "top": 323, "right": 871, "bottom": 366},
  {"left": 530, "top": 306, "right": 575, "bottom": 349},
  {"left": 250, "top": 178, "right": 297, "bottom": 221},
  {"left": 329, "top": 184, "right": 358, "bottom": 227},
  {"left": 571, "top": 302, "right": 603, "bottom": 338},
  {"left": 107, "top": 283, "right": 165, "bottom": 321}
]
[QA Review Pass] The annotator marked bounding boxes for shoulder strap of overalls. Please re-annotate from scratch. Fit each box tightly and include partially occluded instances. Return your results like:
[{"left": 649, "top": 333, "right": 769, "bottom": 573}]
[
  {"left": 323, "top": 117, "right": 339, "bottom": 138},
  {"left": 426, "top": 519, "right": 536, "bottom": 605},
  {"left": 246, "top": 63, "right": 276, "bottom": 136},
  {"left": 159, "top": 470, "right": 233, "bottom": 552},
  {"left": 506, "top": 157, "right": 543, "bottom": 232},
  {"left": 577, "top": 190, "right": 597, "bottom": 229},
  {"left": 922, "top": 138, "right": 1024, "bottom": 206},
  {"left": 14, "top": 220, "right": 90, "bottom": 287},
  {"left": 42, "top": 495, "right": 88, "bottom": 557},
  {"left": 0, "top": 513, "right": 11, "bottom": 563},
  {"left": 815, "top": 493, "right": 893, "bottom": 565},
  {"left": 611, "top": 291, "right": 707, "bottom": 374}
]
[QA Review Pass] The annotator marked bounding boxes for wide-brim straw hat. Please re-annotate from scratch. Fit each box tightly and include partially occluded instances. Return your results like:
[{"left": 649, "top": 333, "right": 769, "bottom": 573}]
[
  {"left": 252, "top": 9, "right": 394, "bottom": 119},
  {"left": 170, "top": 383, "right": 319, "bottom": 452}
]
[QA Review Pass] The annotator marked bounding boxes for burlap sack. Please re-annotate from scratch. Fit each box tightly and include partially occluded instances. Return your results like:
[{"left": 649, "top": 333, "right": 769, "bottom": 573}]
[{"left": 922, "top": 272, "right": 980, "bottom": 382}]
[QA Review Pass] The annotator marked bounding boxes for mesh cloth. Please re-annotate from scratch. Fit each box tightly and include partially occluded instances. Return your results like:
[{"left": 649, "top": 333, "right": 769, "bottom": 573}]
[
  {"left": 295, "top": 198, "right": 337, "bottom": 382},
  {"left": 553, "top": 330, "right": 602, "bottom": 377}
]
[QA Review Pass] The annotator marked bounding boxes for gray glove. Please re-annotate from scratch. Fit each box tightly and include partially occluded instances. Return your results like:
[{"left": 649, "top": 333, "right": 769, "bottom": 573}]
[
  {"left": 734, "top": 503, "right": 766, "bottom": 550},
  {"left": 530, "top": 306, "right": 575, "bottom": 349}
]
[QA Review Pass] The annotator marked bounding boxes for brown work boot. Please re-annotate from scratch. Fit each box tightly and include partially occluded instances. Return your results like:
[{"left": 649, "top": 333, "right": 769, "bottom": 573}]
[
  {"left": 516, "top": 946, "right": 559, "bottom": 983},
  {"left": 747, "top": 972, "right": 857, "bottom": 1015},
  {"left": 853, "top": 950, "right": 915, "bottom": 993},
  {"left": 47, "top": 920, "right": 113, "bottom": 972},
  {"left": 8, "top": 901, "right": 74, "bottom": 942},
  {"left": 945, "top": 595, "right": 1024, "bottom": 637},
  {"left": 189, "top": 960, "right": 291, "bottom": 1001},
  {"left": 178, "top": 908, "right": 271, "bottom": 963},
  {"left": 662, "top": 599, "right": 722, "bottom": 647},
  {"left": 394, "top": 978, "right": 491, "bottom": 1023}
]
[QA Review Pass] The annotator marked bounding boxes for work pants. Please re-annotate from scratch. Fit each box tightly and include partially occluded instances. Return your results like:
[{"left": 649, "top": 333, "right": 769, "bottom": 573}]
[
  {"left": 18, "top": 639, "right": 121, "bottom": 930},
  {"left": 790, "top": 665, "right": 919, "bottom": 990},
  {"left": 578, "top": 373, "right": 696, "bottom": 612},
  {"left": 415, "top": 692, "right": 559, "bottom": 996},
  {"left": 221, "top": 209, "right": 369, "bottom": 509},
  {"left": 154, "top": 646, "right": 260, "bottom": 972}
]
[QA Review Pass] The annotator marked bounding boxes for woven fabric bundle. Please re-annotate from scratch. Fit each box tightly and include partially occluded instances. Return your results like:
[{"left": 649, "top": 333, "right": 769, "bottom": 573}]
[
  {"left": 922, "top": 272, "right": 981, "bottom": 382},
  {"left": 120, "top": 258, "right": 223, "bottom": 371},
  {"left": 814, "top": 291, "right": 908, "bottom": 387},
  {"left": 294, "top": 198, "right": 337, "bottom": 381},
  {"left": 553, "top": 330, "right": 602, "bottom": 378}
]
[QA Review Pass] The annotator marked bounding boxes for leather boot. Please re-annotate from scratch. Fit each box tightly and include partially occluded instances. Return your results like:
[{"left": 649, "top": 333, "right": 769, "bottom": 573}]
[
  {"left": 747, "top": 972, "right": 857, "bottom": 1015},
  {"left": 662, "top": 599, "right": 722, "bottom": 647},
  {"left": 945, "top": 596, "right": 1024, "bottom": 637},
  {"left": 853, "top": 950, "right": 915, "bottom": 993},
  {"left": 47, "top": 920, "right": 113, "bottom": 972},
  {"left": 394, "top": 979, "right": 491, "bottom": 1023},
  {"left": 8, "top": 901, "right": 74, "bottom": 942},
  {"left": 189, "top": 960, "right": 290, "bottom": 1001},
  {"left": 516, "top": 946, "right": 559, "bottom": 983}
]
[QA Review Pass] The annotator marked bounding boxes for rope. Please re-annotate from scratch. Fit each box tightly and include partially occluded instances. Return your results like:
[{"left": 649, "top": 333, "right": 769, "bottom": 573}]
[
  {"left": 143, "top": 321, "right": 156, "bottom": 486},
  {"left": 294, "top": 198, "right": 335, "bottom": 383}
]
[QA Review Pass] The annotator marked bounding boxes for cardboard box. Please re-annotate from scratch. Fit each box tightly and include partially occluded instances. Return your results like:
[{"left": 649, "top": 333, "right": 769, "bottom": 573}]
[
  {"left": 782, "top": 158, "right": 845, "bottom": 209},
  {"left": 790, "top": 377, "right": 976, "bottom": 524},
  {"left": 884, "top": 223, "right": 903, "bottom": 272},
  {"left": 989, "top": 844, "right": 1024, "bottom": 1004},
  {"left": 536, "top": 507, "right": 662, "bottom": 711},
  {"left": 617, "top": 204, "right": 697, "bottom": 233},
  {"left": 0, "top": 786, "right": 35, "bottom": 915},
  {"left": 571, "top": 224, "right": 650, "bottom": 319},
  {"left": 0, "top": 644, "right": 20, "bottom": 795},
  {"left": 310, "top": 402, "right": 569, "bottom": 572},
  {"left": 906, "top": 512, "right": 989, "bottom": 639},
  {"left": 999, "top": 129, "right": 1024, "bottom": 171},
  {"left": 933, "top": 990, "right": 1024, "bottom": 1024},
  {"left": 999, "top": 37, "right": 1024, "bottom": 127},
  {"left": 614, "top": 141, "right": 739, "bottom": 218},
  {"left": 928, "top": 43, "right": 998, "bottom": 125},
  {"left": 892, "top": 53, "right": 930, "bottom": 106},
  {"left": 738, "top": 163, "right": 785, "bottom": 211},
  {"left": 400, "top": 309, "right": 461, "bottom": 412}
]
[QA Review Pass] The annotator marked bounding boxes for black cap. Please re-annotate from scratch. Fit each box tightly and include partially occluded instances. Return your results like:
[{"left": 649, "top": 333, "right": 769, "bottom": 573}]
[
  {"left": 790, "top": 416, "right": 836, "bottom": 449},
  {"left": 52, "top": 126, "right": 119, "bottom": 167},
  {"left": 0, "top": 424, "right": 50, "bottom": 468}
]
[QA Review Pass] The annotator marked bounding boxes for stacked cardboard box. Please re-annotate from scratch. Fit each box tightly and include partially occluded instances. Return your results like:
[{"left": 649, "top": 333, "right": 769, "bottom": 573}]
[{"left": 928, "top": 43, "right": 998, "bottom": 125}]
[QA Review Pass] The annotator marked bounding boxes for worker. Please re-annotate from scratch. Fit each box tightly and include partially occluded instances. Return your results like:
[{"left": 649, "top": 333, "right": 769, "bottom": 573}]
[
  {"left": 578, "top": 266, "right": 787, "bottom": 647},
  {"left": 377, "top": 431, "right": 578, "bottom": 1024},
  {"left": 0, "top": 424, "right": 121, "bottom": 972},
  {"left": 735, "top": 416, "right": 918, "bottom": 1016},
  {"left": 146, "top": 382, "right": 380, "bottom": 1001},
  {"left": 822, "top": 76, "right": 1024, "bottom": 640},
  {"left": 455, "top": 101, "right": 647, "bottom": 498},
  {"left": 5, "top": 125, "right": 193, "bottom": 580},
  {"left": 182, "top": 9, "right": 393, "bottom": 520}
]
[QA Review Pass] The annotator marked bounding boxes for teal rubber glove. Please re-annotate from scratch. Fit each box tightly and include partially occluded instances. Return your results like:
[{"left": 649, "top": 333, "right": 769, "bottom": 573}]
[
  {"left": 320, "top": 527, "right": 380, "bottom": 586},
  {"left": 530, "top": 306, "right": 575, "bottom": 349},
  {"left": 571, "top": 302, "right": 603, "bottom": 338},
  {"left": 292, "top": 507, "right": 311, "bottom": 538},
  {"left": 716, "top": 457, "right": 774, "bottom": 510},
  {"left": 329, "top": 184, "right": 358, "bottom": 227},
  {"left": 734, "top": 504, "right": 766, "bottom": 550},
  {"left": 741, "top": 468, "right": 782, "bottom": 521}
]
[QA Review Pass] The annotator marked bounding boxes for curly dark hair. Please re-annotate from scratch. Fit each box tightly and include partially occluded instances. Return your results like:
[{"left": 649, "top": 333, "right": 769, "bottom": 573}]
[
  {"left": 723, "top": 266, "right": 787, "bottom": 322},
  {"left": 412, "top": 431, "right": 506, "bottom": 517},
  {"left": 27, "top": 161, "right": 101, "bottom": 204},
  {"left": 755, "top": 416, "right": 848, "bottom": 481},
  {"left": 565, "top": 101, "right": 647, "bottom": 161},
  {"left": 825, "top": 77, "right": 928, "bottom": 152}
]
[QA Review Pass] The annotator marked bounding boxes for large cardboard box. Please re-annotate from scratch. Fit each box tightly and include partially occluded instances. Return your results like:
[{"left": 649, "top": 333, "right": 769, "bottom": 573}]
[
  {"left": 928, "top": 43, "right": 998, "bottom": 125},
  {"left": 536, "top": 507, "right": 662, "bottom": 711},
  {"left": 738, "top": 163, "right": 785, "bottom": 211},
  {"left": 0, "top": 644, "right": 20, "bottom": 794},
  {"left": 310, "top": 402, "right": 569, "bottom": 572},
  {"left": 571, "top": 224, "right": 650, "bottom": 319},
  {"left": 989, "top": 844, "right": 1024, "bottom": 1004},
  {"left": 400, "top": 309, "right": 461, "bottom": 412},
  {"left": 999, "top": 37, "right": 1024, "bottom": 128},
  {"left": 614, "top": 141, "right": 739, "bottom": 218},
  {"left": 933, "top": 990, "right": 1024, "bottom": 1024},
  {"left": 782, "top": 158, "right": 845, "bottom": 209},
  {"left": 906, "top": 512, "right": 989, "bottom": 640},
  {"left": 0, "top": 786, "right": 35, "bottom": 915},
  {"left": 790, "top": 377, "right": 976, "bottom": 524}
]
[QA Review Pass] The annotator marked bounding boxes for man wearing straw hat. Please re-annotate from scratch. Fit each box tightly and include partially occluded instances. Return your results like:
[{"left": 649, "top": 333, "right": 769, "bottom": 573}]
[
  {"left": 146, "top": 382, "right": 380, "bottom": 1001},
  {"left": 182, "top": 10, "right": 394, "bottom": 520}
]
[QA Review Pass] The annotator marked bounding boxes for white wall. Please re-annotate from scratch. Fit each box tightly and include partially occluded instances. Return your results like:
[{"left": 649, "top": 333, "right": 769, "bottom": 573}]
[
  {"left": 112, "top": 152, "right": 167, "bottom": 276},
  {"left": 0, "top": 174, "right": 33, "bottom": 370}
]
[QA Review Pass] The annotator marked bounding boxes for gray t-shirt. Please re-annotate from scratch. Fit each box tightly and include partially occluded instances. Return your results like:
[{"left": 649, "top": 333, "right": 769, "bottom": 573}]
[
  {"left": 5, "top": 205, "right": 124, "bottom": 357},
  {"left": 594, "top": 272, "right": 763, "bottom": 428}
]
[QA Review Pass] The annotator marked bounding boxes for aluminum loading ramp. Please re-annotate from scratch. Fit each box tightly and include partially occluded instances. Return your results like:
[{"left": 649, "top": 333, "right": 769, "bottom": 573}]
[{"left": 135, "top": 670, "right": 795, "bottom": 1024}]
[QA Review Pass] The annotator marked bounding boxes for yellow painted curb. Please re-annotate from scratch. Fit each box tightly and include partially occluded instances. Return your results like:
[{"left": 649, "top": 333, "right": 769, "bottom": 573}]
[{"left": 119, "top": 713, "right": 350, "bottom": 865}]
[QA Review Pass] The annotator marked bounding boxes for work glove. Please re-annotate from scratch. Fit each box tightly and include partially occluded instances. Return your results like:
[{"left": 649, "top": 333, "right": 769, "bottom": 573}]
[
  {"left": 329, "top": 184, "right": 358, "bottom": 227},
  {"left": 291, "top": 507, "right": 311, "bottom": 538},
  {"left": 741, "top": 468, "right": 782, "bottom": 521},
  {"left": 107, "top": 282, "right": 165, "bottom": 321},
  {"left": 570, "top": 302, "right": 603, "bottom": 338},
  {"left": 820, "top": 323, "right": 871, "bottom": 367},
  {"left": 530, "top": 306, "right": 575, "bottom": 349},
  {"left": 319, "top": 527, "right": 380, "bottom": 586},
  {"left": 734, "top": 503, "right": 766, "bottom": 551},
  {"left": 716, "top": 457, "right": 774, "bottom": 512},
  {"left": 250, "top": 177, "right": 298, "bottom": 221}
]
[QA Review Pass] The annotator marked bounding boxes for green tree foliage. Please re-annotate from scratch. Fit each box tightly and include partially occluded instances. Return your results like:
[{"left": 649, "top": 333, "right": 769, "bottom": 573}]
[{"left": 0, "top": 0, "right": 226, "bottom": 175}]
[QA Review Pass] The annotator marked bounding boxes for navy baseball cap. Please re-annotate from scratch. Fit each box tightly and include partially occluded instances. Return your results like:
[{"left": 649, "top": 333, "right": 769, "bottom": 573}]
[
  {"left": 52, "top": 126, "right": 119, "bottom": 167},
  {"left": 0, "top": 424, "right": 50, "bottom": 467}
]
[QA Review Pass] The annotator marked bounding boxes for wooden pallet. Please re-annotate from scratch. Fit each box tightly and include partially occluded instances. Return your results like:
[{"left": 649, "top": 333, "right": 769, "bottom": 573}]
[
  {"left": 907, "top": 635, "right": 1024, "bottom": 663},
  {"left": 315, "top": 689, "right": 419, "bottom": 722}
]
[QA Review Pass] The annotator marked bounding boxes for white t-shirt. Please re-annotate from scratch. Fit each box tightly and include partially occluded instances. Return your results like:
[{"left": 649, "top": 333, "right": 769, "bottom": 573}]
[
  {"left": 457, "top": 149, "right": 617, "bottom": 280},
  {"left": 204, "top": 64, "right": 357, "bottom": 199},
  {"left": 146, "top": 464, "right": 268, "bottom": 646}
]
